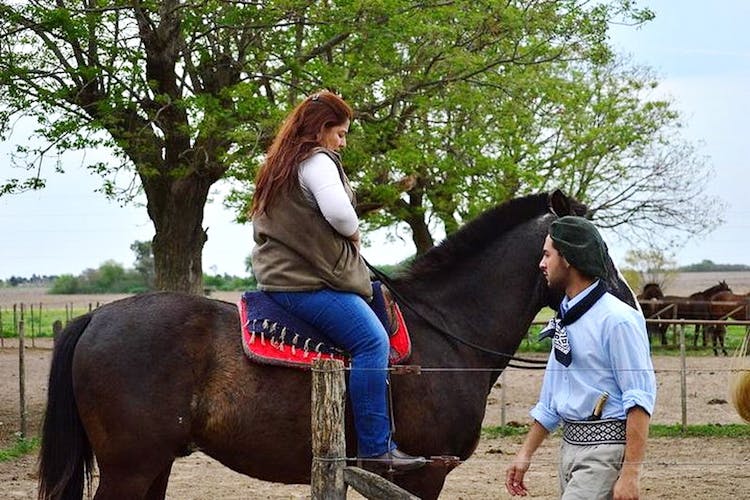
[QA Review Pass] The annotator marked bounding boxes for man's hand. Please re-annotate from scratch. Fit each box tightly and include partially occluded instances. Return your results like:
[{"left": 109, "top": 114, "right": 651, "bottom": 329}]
[
  {"left": 614, "top": 405, "right": 650, "bottom": 499},
  {"left": 613, "top": 472, "right": 639, "bottom": 500},
  {"left": 505, "top": 420, "right": 548, "bottom": 496},
  {"left": 505, "top": 456, "right": 530, "bottom": 496}
]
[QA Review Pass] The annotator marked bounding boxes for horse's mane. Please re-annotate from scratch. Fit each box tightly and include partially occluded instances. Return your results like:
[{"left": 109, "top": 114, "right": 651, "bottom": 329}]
[
  {"left": 400, "top": 193, "right": 550, "bottom": 281},
  {"left": 697, "top": 281, "right": 731, "bottom": 297}
]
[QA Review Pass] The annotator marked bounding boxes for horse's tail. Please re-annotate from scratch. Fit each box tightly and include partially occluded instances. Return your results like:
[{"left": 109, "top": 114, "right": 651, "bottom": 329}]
[{"left": 38, "top": 313, "right": 95, "bottom": 500}]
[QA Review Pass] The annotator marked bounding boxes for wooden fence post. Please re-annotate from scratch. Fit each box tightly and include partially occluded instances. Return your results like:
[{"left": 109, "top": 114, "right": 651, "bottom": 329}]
[
  {"left": 310, "top": 359, "right": 419, "bottom": 500},
  {"left": 679, "top": 323, "right": 687, "bottom": 432},
  {"left": 500, "top": 370, "right": 507, "bottom": 427},
  {"left": 18, "top": 319, "right": 27, "bottom": 438},
  {"left": 30, "top": 303, "right": 35, "bottom": 348},
  {"left": 52, "top": 320, "right": 63, "bottom": 346},
  {"left": 38, "top": 302, "right": 42, "bottom": 344},
  {"left": 311, "top": 358, "right": 347, "bottom": 500}
]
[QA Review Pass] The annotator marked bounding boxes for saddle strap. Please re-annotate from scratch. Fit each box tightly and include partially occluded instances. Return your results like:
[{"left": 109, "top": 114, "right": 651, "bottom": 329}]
[{"left": 381, "top": 285, "right": 399, "bottom": 336}]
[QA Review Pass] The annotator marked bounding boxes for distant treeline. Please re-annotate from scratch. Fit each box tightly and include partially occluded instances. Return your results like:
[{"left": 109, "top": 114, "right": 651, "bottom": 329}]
[
  {"left": 677, "top": 260, "right": 750, "bottom": 272},
  {"left": 0, "top": 239, "right": 258, "bottom": 294},
  {"left": 1, "top": 275, "right": 56, "bottom": 287},
  {"left": 3, "top": 258, "right": 746, "bottom": 294},
  {"left": 1, "top": 262, "right": 256, "bottom": 294}
]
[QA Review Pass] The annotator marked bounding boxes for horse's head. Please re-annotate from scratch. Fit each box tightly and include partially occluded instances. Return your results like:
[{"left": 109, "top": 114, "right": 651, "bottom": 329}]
[
  {"left": 638, "top": 283, "right": 664, "bottom": 300},
  {"left": 695, "top": 281, "right": 733, "bottom": 299}
]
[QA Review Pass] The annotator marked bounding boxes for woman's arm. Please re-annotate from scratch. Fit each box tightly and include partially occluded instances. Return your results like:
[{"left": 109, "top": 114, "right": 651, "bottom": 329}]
[{"left": 299, "top": 154, "right": 359, "bottom": 237}]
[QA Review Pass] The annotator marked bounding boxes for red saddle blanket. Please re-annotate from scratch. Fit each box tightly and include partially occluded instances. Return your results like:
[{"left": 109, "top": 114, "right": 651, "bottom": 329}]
[{"left": 239, "top": 289, "right": 412, "bottom": 369}]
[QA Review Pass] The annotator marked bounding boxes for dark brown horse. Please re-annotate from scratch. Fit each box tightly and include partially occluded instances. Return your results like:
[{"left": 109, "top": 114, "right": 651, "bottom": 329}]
[
  {"left": 639, "top": 282, "right": 732, "bottom": 349},
  {"left": 38, "top": 190, "right": 639, "bottom": 500},
  {"left": 709, "top": 290, "right": 750, "bottom": 321},
  {"left": 637, "top": 283, "right": 670, "bottom": 345},
  {"left": 706, "top": 290, "right": 750, "bottom": 356},
  {"left": 684, "top": 281, "right": 732, "bottom": 348}
]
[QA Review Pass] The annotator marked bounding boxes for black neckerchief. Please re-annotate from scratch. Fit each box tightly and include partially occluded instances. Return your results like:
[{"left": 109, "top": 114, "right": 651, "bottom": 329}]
[{"left": 539, "top": 280, "right": 608, "bottom": 366}]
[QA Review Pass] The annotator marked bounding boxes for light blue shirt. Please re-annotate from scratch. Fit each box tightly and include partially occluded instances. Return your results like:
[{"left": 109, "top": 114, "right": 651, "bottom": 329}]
[{"left": 530, "top": 282, "right": 657, "bottom": 431}]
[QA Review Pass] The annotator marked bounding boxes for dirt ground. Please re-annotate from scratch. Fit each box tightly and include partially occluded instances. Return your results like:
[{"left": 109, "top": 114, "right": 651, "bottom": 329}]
[{"left": 1, "top": 337, "right": 749, "bottom": 500}]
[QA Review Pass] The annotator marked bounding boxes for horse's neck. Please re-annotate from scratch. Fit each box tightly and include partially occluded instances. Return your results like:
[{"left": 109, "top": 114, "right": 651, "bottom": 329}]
[
  {"left": 705, "top": 284, "right": 728, "bottom": 296},
  {"left": 400, "top": 260, "right": 545, "bottom": 369}
]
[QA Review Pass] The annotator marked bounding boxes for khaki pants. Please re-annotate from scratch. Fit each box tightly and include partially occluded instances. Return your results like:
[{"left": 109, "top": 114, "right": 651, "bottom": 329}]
[{"left": 559, "top": 441, "right": 625, "bottom": 500}]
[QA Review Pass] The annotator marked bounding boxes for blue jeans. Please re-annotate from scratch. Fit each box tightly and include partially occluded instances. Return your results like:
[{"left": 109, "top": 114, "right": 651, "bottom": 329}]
[{"left": 268, "top": 289, "right": 395, "bottom": 457}]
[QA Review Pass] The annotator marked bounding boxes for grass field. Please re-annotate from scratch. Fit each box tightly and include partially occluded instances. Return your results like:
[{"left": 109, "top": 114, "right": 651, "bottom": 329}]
[{"left": 2, "top": 275, "right": 749, "bottom": 354}]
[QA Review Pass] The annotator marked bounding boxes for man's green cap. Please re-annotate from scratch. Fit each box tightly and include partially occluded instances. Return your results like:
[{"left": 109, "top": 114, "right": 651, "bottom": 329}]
[{"left": 549, "top": 216, "right": 609, "bottom": 279}]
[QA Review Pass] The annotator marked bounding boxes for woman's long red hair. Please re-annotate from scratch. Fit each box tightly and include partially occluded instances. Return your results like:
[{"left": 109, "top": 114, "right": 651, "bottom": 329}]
[{"left": 250, "top": 90, "right": 353, "bottom": 217}]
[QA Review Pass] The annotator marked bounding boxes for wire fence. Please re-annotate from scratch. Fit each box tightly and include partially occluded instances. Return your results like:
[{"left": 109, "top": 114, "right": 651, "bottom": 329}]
[
  {"left": 2, "top": 317, "right": 749, "bottom": 498},
  {"left": 0, "top": 301, "right": 102, "bottom": 348},
  {"left": 2, "top": 310, "right": 749, "bottom": 437}
]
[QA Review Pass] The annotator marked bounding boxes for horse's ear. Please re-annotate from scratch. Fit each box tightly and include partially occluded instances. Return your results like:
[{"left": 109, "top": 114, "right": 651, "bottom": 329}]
[
  {"left": 548, "top": 189, "right": 571, "bottom": 216},
  {"left": 549, "top": 189, "right": 588, "bottom": 217}
]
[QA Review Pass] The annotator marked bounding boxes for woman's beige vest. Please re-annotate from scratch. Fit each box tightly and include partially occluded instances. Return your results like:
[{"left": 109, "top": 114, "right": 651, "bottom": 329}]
[{"left": 251, "top": 148, "right": 372, "bottom": 299}]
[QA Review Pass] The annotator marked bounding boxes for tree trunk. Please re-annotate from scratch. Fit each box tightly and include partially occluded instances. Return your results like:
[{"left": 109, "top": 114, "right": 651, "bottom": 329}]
[
  {"left": 403, "top": 186, "right": 435, "bottom": 255},
  {"left": 149, "top": 175, "right": 212, "bottom": 294},
  {"left": 406, "top": 215, "right": 434, "bottom": 256}
]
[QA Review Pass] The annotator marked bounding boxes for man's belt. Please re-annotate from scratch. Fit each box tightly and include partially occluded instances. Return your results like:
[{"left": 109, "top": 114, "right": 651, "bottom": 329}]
[{"left": 562, "top": 419, "right": 626, "bottom": 445}]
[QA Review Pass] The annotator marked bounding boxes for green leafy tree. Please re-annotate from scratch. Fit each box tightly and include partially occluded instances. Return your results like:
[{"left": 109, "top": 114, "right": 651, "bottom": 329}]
[
  {"left": 50, "top": 260, "right": 148, "bottom": 293},
  {"left": 350, "top": 56, "right": 721, "bottom": 254},
  {"left": 95, "top": 261, "right": 128, "bottom": 292},
  {"left": 49, "top": 274, "right": 81, "bottom": 294},
  {"left": 2, "top": 0, "right": 697, "bottom": 289},
  {"left": 130, "top": 240, "right": 155, "bottom": 290},
  {"left": 624, "top": 248, "right": 677, "bottom": 292},
  {"left": 203, "top": 272, "right": 256, "bottom": 292}
]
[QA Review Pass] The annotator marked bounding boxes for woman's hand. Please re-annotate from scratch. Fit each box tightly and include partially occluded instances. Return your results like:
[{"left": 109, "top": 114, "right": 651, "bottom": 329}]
[{"left": 348, "top": 229, "right": 361, "bottom": 251}]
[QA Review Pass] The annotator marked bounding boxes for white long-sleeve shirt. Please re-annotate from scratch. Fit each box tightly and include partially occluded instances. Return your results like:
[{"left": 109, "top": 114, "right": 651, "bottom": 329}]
[
  {"left": 531, "top": 281, "right": 657, "bottom": 431},
  {"left": 298, "top": 152, "right": 359, "bottom": 237}
]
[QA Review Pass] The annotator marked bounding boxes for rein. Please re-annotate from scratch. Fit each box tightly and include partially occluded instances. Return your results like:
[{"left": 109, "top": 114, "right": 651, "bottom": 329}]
[{"left": 364, "top": 259, "right": 547, "bottom": 370}]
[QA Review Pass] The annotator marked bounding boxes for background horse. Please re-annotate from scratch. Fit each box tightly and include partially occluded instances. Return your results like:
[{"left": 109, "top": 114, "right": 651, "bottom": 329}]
[
  {"left": 639, "top": 282, "right": 731, "bottom": 351},
  {"left": 707, "top": 290, "right": 750, "bottom": 356},
  {"left": 638, "top": 283, "right": 670, "bottom": 345},
  {"left": 709, "top": 290, "right": 750, "bottom": 321},
  {"left": 38, "top": 190, "right": 638, "bottom": 500},
  {"left": 686, "top": 281, "right": 731, "bottom": 349}
]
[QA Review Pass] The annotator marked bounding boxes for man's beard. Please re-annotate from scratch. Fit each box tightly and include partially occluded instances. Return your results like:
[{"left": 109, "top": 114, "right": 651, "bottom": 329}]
[{"left": 546, "top": 274, "right": 565, "bottom": 293}]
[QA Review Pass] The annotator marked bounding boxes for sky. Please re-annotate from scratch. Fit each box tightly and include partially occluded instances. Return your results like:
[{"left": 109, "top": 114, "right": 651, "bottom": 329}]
[{"left": 1, "top": 0, "right": 749, "bottom": 280}]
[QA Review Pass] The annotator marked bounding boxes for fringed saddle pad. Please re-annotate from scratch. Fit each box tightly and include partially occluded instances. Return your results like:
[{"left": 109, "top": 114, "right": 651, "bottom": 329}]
[{"left": 239, "top": 281, "right": 412, "bottom": 369}]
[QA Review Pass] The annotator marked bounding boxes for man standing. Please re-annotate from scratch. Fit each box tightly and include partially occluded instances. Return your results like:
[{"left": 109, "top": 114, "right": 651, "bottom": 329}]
[{"left": 505, "top": 216, "right": 656, "bottom": 499}]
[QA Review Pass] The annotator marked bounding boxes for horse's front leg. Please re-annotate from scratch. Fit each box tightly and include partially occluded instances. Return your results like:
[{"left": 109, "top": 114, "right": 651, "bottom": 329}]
[{"left": 393, "top": 465, "right": 450, "bottom": 500}]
